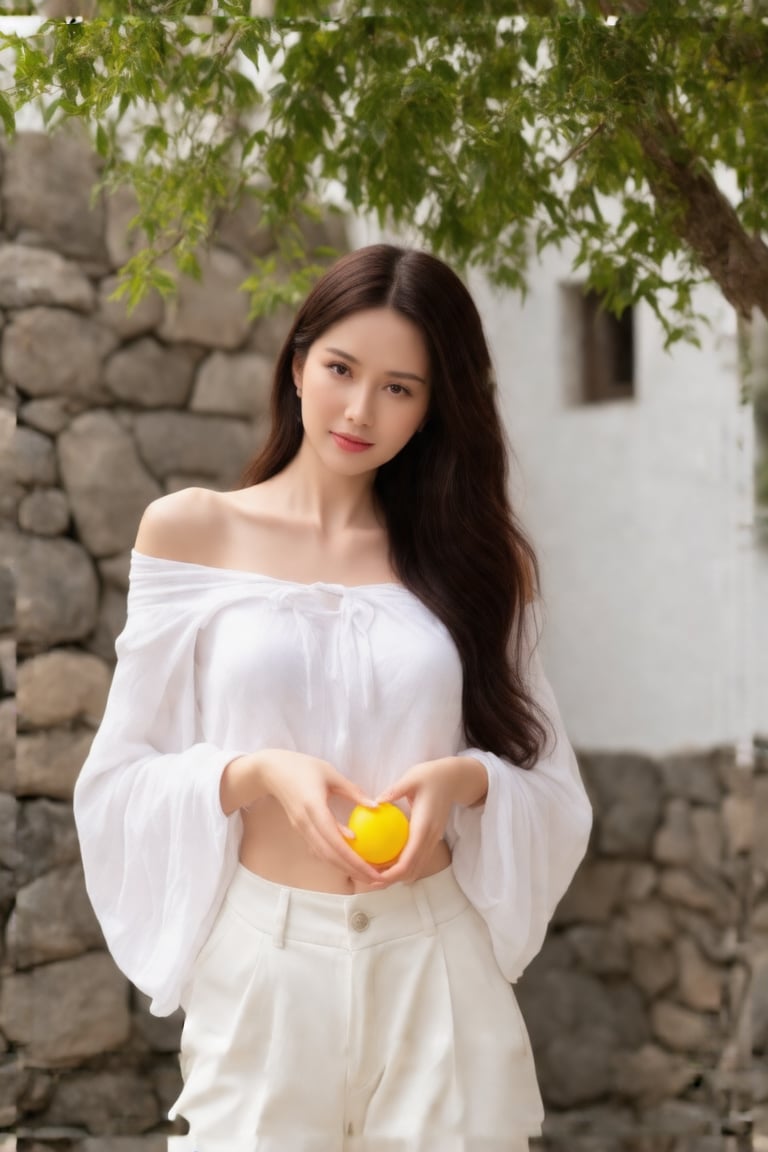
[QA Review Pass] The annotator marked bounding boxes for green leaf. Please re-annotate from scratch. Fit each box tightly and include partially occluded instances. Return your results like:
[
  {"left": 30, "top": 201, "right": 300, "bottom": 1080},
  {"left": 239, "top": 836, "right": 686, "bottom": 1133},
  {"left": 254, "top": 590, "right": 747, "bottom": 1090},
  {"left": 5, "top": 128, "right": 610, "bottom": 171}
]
[
  {"left": 95, "top": 121, "right": 109, "bottom": 158},
  {"left": 0, "top": 91, "right": 15, "bottom": 137}
]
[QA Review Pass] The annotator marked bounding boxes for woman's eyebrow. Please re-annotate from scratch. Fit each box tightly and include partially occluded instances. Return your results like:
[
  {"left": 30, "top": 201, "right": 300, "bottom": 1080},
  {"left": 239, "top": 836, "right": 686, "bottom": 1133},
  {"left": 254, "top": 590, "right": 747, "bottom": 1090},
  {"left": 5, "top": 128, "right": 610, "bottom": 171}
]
[{"left": 324, "top": 346, "right": 427, "bottom": 385}]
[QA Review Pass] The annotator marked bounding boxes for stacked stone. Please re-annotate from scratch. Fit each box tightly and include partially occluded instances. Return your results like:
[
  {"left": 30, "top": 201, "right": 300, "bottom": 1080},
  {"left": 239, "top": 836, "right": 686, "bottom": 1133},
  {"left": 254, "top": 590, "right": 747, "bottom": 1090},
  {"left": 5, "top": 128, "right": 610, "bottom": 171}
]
[
  {"left": 520, "top": 746, "right": 767, "bottom": 1152},
  {"left": 753, "top": 738, "right": 768, "bottom": 1148},
  {"left": 1, "top": 128, "right": 344, "bottom": 1147}
]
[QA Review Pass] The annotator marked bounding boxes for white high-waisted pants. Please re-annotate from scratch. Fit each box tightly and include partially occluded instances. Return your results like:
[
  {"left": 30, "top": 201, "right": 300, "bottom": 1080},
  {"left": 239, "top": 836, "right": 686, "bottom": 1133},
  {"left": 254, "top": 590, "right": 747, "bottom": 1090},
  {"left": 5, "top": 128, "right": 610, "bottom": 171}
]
[{"left": 169, "top": 864, "right": 544, "bottom": 1152}]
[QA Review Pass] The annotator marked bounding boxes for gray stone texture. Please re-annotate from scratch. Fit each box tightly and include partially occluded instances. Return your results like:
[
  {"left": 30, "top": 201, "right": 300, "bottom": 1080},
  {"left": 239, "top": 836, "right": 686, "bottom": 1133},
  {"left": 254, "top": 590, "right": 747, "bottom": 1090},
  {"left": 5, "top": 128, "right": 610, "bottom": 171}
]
[
  {"left": 20, "top": 396, "right": 86, "bottom": 435},
  {"left": 98, "top": 549, "right": 132, "bottom": 592},
  {"left": 0, "top": 699, "right": 14, "bottom": 794},
  {"left": 18, "top": 486, "right": 71, "bottom": 536},
  {"left": 0, "top": 243, "right": 95, "bottom": 311},
  {"left": 98, "top": 274, "right": 164, "bottom": 339},
  {"left": 517, "top": 963, "right": 649, "bottom": 1110},
  {"left": 84, "top": 580, "right": 128, "bottom": 663},
  {"left": 565, "top": 923, "right": 631, "bottom": 977},
  {"left": 0, "top": 793, "right": 19, "bottom": 871},
  {"left": 0, "top": 1056, "right": 20, "bottom": 1128},
  {"left": 3, "top": 129, "right": 109, "bottom": 272},
  {"left": 81, "top": 1138, "right": 169, "bottom": 1152},
  {"left": 17, "top": 649, "right": 110, "bottom": 729},
  {"left": 0, "top": 406, "right": 15, "bottom": 524},
  {"left": 16, "top": 728, "right": 93, "bottom": 800},
  {"left": 133, "top": 409, "right": 253, "bottom": 483},
  {"left": 58, "top": 410, "right": 162, "bottom": 555},
  {"left": 631, "top": 944, "right": 678, "bottom": 999},
  {"left": 39, "top": 1068, "right": 161, "bottom": 1135},
  {"left": 623, "top": 899, "right": 676, "bottom": 946},
  {"left": 15, "top": 425, "right": 58, "bottom": 486},
  {"left": 12, "top": 533, "right": 99, "bottom": 651},
  {"left": 690, "top": 806, "right": 723, "bottom": 870},
  {"left": 248, "top": 300, "right": 295, "bottom": 357},
  {"left": 105, "top": 183, "right": 147, "bottom": 270},
  {"left": 674, "top": 937, "right": 722, "bottom": 1012},
  {"left": 612, "top": 1045, "right": 697, "bottom": 1107},
  {"left": 654, "top": 798, "right": 695, "bottom": 866},
  {"left": 0, "top": 952, "right": 131, "bottom": 1067},
  {"left": 105, "top": 337, "right": 198, "bottom": 408},
  {"left": 756, "top": 772, "right": 768, "bottom": 868},
  {"left": 0, "top": 559, "right": 12, "bottom": 631},
  {"left": 659, "top": 747, "right": 726, "bottom": 805},
  {"left": 754, "top": 951, "right": 768, "bottom": 1054},
  {"left": 213, "top": 189, "right": 274, "bottom": 259},
  {"left": 723, "top": 788, "right": 753, "bottom": 856},
  {"left": 159, "top": 246, "right": 251, "bottom": 349},
  {"left": 191, "top": 348, "right": 273, "bottom": 416},
  {"left": 133, "top": 992, "right": 184, "bottom": 1054},
  {"left": 579, "top": 752, "right": 663, "bottom": 856},
  {"left": 651, "top": 1000, "right": 719, "bottom": 1053},
  {"left": 553, "top": 858, "right": 626, "bottom": 924},
  {"left": 9, "top": 862, "right": 103, "bottom": 967},
  {"left": 15, "top": 798, "right": 80, "bottom": 886},
  {"left": 3, "top": 307, "right": 117, "bottom": 400},
  {"left": 0, "top": 636, "right": 15, "bottom": 693}
]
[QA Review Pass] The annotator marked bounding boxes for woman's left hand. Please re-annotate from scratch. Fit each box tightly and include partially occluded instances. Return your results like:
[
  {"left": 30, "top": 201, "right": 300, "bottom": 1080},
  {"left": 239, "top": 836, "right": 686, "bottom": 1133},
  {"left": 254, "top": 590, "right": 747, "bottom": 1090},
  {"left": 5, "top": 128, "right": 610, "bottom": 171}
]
[{"left": 372, "top": 755, "right": 488, "bottom": 885}]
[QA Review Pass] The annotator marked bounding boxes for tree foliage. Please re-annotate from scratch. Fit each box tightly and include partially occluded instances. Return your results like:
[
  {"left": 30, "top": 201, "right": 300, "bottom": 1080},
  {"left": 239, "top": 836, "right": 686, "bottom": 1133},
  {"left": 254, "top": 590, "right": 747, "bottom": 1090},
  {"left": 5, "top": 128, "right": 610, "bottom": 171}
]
[{"left": 1, "top": 1, "right": 767, "bottom": 346}]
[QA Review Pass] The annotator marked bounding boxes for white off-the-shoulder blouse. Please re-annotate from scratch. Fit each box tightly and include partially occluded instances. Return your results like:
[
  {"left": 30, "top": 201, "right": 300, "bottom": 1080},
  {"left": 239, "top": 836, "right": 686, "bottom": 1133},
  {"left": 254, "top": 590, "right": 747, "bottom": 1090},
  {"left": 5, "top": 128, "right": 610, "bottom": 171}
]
[{"left": 73, "top": 549, "right": 593, "bottom": 1017}]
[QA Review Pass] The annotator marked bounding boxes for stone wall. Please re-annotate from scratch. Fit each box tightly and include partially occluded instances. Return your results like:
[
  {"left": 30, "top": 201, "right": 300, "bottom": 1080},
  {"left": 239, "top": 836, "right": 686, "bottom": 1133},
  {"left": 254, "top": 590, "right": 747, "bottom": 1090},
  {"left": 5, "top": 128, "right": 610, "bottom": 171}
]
[
  {"left": 520, "top": 745, "right": 768, "bottom": 1152},
  {"left": 1, "top": 128, "right": 766, "bottom": 1151}
]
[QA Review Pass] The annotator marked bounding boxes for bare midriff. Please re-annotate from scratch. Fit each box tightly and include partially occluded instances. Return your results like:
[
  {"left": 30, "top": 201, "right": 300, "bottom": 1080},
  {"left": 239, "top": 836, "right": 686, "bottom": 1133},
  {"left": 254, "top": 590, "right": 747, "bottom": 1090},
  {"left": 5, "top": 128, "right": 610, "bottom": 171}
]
[{"left": 240, "top": 796, "right": 452, "bottom": 894}]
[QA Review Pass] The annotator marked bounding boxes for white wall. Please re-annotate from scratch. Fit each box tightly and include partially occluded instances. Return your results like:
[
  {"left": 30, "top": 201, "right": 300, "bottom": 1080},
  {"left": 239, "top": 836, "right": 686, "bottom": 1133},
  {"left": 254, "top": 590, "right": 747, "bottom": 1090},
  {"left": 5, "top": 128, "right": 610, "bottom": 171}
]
[
  {"left": 470, "top": 245, "right": 756, "bottom": 755},
  {"left": 756, "top": 542, "right": 768, "bottom": 743}
]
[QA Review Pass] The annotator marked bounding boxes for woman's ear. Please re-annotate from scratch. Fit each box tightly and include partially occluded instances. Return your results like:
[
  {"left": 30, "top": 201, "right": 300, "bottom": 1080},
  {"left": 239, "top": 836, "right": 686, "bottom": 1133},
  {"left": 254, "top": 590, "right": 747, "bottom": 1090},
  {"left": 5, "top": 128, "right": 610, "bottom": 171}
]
[{"left": 292, "top": 353, "right": 304, "bottom": 389}]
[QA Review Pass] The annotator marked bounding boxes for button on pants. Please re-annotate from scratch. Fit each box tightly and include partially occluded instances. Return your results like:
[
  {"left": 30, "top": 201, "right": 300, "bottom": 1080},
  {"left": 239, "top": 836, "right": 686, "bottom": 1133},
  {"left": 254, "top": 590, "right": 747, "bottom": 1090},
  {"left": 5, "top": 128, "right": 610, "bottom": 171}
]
[{"left": 170, "top": 864, "right": 543, "bottom": 1151}]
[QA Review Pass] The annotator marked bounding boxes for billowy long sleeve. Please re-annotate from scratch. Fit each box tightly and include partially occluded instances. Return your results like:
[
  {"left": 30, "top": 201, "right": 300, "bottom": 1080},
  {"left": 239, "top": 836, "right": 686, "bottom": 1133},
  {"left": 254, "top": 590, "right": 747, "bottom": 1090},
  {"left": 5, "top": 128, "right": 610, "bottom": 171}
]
[
  {"left": 447, "top": 599, "right": 592, "bottom": 982},
  {"left": 73, "top": 567, "right": 246, "bottom": 1017}
]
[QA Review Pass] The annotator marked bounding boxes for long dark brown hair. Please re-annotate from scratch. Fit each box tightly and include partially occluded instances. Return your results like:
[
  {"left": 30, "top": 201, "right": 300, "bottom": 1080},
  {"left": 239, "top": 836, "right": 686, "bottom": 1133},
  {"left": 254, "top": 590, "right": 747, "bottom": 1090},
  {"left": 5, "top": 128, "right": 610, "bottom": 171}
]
[{"left": 240, "top": 244, "right": 550, "bottom": 769}]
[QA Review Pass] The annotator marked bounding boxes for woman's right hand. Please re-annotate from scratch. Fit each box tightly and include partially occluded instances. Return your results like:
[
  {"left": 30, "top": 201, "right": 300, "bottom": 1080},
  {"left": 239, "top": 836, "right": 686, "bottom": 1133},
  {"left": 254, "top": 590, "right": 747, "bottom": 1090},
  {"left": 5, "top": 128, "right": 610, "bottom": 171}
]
[{"left": 224, "top": 749, "right": 385, "bottom": 886}]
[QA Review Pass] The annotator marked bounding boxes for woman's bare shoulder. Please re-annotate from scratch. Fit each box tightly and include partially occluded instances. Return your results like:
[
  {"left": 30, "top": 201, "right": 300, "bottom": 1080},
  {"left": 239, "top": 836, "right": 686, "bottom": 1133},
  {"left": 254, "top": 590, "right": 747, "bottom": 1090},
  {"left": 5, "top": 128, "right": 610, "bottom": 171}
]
[{"left": 134, "top": 487, "right": 233, "bottom": 564}]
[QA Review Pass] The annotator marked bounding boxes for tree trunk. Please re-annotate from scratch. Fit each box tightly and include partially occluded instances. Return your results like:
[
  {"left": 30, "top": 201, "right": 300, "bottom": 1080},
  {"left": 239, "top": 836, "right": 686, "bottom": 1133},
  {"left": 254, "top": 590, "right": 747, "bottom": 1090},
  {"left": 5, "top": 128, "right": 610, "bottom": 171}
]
[{"left": 634, "top": 111, "right": 768, "bottom": 323}]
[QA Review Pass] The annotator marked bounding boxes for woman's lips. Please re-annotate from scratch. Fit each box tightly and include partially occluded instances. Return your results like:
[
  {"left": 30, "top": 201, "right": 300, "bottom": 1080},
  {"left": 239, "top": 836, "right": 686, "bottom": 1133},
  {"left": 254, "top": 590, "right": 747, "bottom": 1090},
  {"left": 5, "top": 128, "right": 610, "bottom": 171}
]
[{"left": 331, "top": 432, "right": 374, "bottom": 452}]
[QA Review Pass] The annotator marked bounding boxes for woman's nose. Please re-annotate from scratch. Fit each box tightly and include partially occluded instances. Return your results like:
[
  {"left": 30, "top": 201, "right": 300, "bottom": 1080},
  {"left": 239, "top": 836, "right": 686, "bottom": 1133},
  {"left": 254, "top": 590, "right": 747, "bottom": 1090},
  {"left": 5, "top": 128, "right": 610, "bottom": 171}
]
[{"left": 345, "top": 387, "right": 374, "bottom": 425}]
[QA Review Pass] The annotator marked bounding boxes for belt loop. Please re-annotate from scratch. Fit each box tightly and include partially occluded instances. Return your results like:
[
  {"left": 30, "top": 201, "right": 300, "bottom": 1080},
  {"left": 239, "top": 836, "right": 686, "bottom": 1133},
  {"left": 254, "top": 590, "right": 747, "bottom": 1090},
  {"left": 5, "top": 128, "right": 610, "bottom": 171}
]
[
  {"left": 413, "top": 883, "right": 436, "bottom": 937},
  {"left": 272, "top": 887, "right": 290, "bottom": 948}
]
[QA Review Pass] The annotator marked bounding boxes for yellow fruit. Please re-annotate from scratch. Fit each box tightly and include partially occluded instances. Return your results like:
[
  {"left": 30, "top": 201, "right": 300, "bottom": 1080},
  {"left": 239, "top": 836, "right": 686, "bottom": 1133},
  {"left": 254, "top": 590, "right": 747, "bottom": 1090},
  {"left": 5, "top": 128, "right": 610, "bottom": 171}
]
[{"left": 347, "top": 802, "right": 410, "bottom": 865}]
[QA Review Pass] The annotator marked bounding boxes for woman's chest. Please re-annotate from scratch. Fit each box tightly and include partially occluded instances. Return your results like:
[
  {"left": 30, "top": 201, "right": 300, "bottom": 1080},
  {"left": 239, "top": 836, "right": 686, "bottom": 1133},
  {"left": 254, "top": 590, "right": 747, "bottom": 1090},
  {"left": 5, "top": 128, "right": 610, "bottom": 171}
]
[{"left": 193, "top": 593, "right": 464, "bottom": 718}]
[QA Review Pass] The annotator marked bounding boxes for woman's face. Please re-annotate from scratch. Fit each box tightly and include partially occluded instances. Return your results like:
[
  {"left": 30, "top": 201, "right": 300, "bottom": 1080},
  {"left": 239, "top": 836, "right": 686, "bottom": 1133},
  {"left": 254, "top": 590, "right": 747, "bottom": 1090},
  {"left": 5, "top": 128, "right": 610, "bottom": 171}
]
[{"left": 293, "top": 307, "right": 431, "bottom": 473}]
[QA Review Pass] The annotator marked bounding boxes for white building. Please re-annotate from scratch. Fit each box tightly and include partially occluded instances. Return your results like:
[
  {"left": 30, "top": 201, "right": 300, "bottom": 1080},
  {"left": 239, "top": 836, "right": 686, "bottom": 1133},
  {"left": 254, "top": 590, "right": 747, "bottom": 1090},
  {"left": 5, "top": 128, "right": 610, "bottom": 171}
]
[{"left": 354, "top": 218, "right": 763, "bottom": 758}]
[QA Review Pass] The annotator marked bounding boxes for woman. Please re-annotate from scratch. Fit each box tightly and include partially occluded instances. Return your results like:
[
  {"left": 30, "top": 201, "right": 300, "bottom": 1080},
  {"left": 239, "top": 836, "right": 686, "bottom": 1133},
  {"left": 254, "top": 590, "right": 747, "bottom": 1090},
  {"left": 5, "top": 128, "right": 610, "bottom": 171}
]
[{"left": 74, "top": 244, "right": 593, "bottom": 1152}]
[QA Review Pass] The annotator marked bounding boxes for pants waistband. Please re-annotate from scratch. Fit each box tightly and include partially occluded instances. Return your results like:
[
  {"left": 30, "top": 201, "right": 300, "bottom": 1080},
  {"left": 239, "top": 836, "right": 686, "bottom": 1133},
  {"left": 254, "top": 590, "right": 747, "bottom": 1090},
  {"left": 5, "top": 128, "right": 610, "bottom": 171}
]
[{"left": 225, "top": 864, "right": 469, "bottom": 950}]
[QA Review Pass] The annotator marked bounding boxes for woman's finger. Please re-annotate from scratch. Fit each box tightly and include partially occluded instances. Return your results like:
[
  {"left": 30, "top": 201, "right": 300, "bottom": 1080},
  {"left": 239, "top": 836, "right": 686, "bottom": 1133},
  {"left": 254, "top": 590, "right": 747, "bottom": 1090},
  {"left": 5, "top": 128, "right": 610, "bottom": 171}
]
[
  {"left": 377, "top": 827, "right": 432, "bottom": 883},
  {"left": 378, "top": 799, "right": 444, "bottom": 883},
  {"left": 314, "top": 808, "right": 384, "bottom": 882},
  {"left": 287, "top": 797, "right": 380, "bottom": 883},
  {"left": 327, "top": 775, "right": 378, "bottom": 809},
  {"left": 376, "top": 774, "right": 416, "bottom": 807}
]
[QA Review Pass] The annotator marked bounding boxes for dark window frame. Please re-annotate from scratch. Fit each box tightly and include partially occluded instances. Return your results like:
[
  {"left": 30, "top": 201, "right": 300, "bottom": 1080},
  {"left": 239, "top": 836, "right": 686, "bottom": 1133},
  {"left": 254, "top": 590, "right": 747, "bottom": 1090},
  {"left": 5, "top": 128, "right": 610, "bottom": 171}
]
[{"left": 562, "top": 283, "right": 636, "bottom": 405}]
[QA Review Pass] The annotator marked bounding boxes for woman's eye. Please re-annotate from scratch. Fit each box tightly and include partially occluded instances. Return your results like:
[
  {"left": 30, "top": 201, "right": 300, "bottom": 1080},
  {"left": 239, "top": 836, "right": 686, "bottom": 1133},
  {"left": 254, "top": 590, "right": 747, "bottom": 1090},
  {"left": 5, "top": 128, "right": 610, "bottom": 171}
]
[
  {"left": 387, "top": 383, "right": 412, "bottom": 397},
  {"left": 328, "top": 362, "right": 349, "bottom": 376}
]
